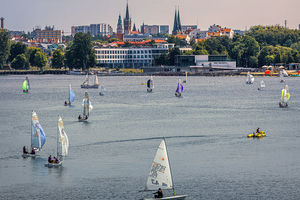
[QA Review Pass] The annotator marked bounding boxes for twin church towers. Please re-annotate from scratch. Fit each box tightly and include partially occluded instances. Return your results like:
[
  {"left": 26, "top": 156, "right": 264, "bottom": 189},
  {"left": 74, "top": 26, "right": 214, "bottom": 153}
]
[{"left": 116, "top": 2, "right": 182, "bottom": 35}]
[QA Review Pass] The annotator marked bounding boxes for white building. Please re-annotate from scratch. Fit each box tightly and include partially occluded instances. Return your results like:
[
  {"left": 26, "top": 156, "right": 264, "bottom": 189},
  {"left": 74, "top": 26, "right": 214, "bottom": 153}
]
[
  {"left": 191, "top": 55, "right": 236, "bottom": 71},
  {"left": 72, "top": 23, "right": 113, "bottom": 37},
  {"left": 94, "top": 46, "right": 169, "bottom": 68}
]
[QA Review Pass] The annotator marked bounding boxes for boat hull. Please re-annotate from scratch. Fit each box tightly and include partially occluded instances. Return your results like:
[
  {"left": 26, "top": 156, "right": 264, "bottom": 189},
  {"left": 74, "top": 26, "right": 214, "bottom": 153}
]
[
  {"left": 22, "top": 153, "right": 39, "bottom": 158},
  {"left": 279, "top": 102, "right": 288, "bottom": 108},
  {"left": 45, "top": 161, "right": 63, "bottom": 168},
  {"left": 175, "top": 92, "right": 182, "bottom": 97},
  {"left": 144, "top": 195, "right": 187, "bottom": 200},
  {"left": 81, "top": 85, "right": 99, "bottom": 89},
  {"left": 147, "top": 88, "right": 153, "bottom": 93}
]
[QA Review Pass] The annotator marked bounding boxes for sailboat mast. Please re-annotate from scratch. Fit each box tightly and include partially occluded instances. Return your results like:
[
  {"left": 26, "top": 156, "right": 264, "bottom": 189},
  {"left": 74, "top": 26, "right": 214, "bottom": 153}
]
[
  {"left": 31, "top": 112, "right": 32, "bottom": 149},
  {"left": 163, "top": 138, "right": 175, "bottom": 195},
  {"left": 57, "top": 116, "right": 59, "bottom": 158}
]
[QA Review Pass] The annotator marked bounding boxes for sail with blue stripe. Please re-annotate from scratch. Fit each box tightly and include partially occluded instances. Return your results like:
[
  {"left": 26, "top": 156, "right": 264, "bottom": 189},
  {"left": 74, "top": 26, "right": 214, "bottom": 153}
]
[
  {"left": 69, "top": 84, "right": 75, "bottom": 103},
  {"left": 31, "top": 111, "right": 46, "bottom": 150}
]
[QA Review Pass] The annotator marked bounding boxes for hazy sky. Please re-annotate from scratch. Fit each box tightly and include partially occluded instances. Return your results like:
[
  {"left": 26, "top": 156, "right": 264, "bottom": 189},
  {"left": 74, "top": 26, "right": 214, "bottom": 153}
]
[{"left": 1, "top": 0, "right": 299, "bottom": 33}]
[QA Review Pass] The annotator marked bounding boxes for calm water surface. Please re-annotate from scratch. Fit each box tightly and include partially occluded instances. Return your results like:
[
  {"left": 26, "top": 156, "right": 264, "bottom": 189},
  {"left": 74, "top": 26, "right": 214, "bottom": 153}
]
[{"left": 0, "top": 75, "right": 300, "bottom": 199}]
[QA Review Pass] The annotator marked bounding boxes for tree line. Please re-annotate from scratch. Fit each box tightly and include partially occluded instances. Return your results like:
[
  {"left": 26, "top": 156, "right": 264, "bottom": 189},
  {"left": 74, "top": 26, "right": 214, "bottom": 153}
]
[
  {"left": 1, "top": 25, "right": 299, "bottom": 70},
  {"left": 156, "top": 25, "right": 300, "bottom": 67}
]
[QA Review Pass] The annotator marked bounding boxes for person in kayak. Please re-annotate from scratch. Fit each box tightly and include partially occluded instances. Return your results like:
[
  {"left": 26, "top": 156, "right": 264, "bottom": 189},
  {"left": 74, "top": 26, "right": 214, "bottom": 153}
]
[
  {"left": 154, "top": 188, "right": 163, "bottom": 198},
  {"left": 256, "top": 128, "right": 260, "bottom": 134}
]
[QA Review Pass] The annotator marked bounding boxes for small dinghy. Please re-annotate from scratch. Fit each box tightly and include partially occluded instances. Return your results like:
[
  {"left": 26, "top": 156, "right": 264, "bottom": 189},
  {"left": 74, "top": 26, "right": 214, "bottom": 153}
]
[
  {"left": 64, "top": 84, "right": 75, "bottom": 106},
  {"left": 22, "top": 111, "right": 46, "bottom": 158},
  {"left": 22, "top": 77, "right": 30, "bottom": 93},
  {"left": 246, "top": 72, "right": 254, "bottom": 84},
  {"left": 143, "top": 139, "right": 187, "bottom": 200},
  {"left": 99, "top": 85, "right": 106, "bottom": 96},
  {"left": 279, "top": 84, "right": 290, "bottom": 108},
  {"left": 175, "top": 79, "right": 183, "bottom": 97},
  {"left": 258, "top": 80, "right": 265, "bottom": 90},
  {"left": 147, "top": 75, "right": 154, "bottom": 93},
  {"left": 45, "top": 116, "right": 69, "bottom": 168},
  {"left": 78, "top": 92, "right": 93, "bottom": 121}
]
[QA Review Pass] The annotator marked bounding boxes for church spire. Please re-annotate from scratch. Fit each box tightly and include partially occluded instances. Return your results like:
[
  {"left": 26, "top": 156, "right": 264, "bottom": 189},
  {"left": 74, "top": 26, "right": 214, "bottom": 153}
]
[
  {"left": 177, "top": 7, "right": 182, "bottom": 32},
  {"left": 132, "top": 23, "right": 136, "bottom": 32},
  {"left": 117, "top": 14, "right": 123, "bottom": 34},
  {"left": 125, "top": 0, "right": 130, "bottom": 20},
  {"left": 172, "top": 8, "right": 178, "bottom": 35}
]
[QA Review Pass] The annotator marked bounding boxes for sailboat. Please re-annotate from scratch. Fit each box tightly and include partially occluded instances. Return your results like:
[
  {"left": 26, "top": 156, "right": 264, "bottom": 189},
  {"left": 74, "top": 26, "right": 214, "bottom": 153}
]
[
  {"left": 22, "top": 111, "right": 46, "bottom": 158},
  {"left": 81, "top": 73, "right": 99, "bottom": 89},
  {"left": 22, "top": 77, "right": 30, "bottom": 93},
  {"left": 258, "top": 80, "right": 265, "bottom": 90},
  {"left": 175, "top": 79, "right": 183, "bottom": 97},
  {"left": 182, "top": 72, "right": 187, "bottom": 83},
  {"left": 143, "top": 139, "right": 187, "bottom": 200},
  {"left": 246, "top": 72, "right": 254, "bottom": 84},
  {"left": 65, "top": 84, "right": 75, "bottom": 106},
  {"left": 279, "top": 84, "right": 290, "bottom": 108},
  {"left": 45, "top": 116, "right": 69, "bottom": 167},
  {"left": 147, "top": 75, "right": 154, "bottom": 93},
  {"left": 99, "top": 85, "right": 106, "bottom": 96},
  {"left": 78, "top": 92, "right": 93, "bottom": 121},
  {"left": 279, "top": 70, "right": 285, "bottom": 83}
]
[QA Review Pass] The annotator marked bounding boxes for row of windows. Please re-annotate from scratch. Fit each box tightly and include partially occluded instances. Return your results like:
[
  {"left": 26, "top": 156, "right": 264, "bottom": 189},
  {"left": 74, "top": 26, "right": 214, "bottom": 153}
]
[
  {"left": 96, "top": 50, "right": 152, "bottom": 54},
  {"left": 96, "top": 55, "right": 152, "bottom": 59},
  {"left": 97, "top": 60, "right": 152, "bottom": 64}
]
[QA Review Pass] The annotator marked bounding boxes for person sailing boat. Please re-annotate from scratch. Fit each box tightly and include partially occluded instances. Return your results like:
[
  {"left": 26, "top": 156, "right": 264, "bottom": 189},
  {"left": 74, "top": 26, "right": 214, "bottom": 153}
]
[
  {"left": 147, "top": 75, "right": 154, "bottom": 92},
  {"left": 22, "top": 77, "right": 30, "bottom": 93},
  {"left": 279, "top": 84, "right": 290, "bottom": 107},
  {"left": 78, "top": 92, "right": 93, "bottom": 121},
  {"left": 175, "top": 79, "right": 183, "bottom": 97},
  {"left": 65, "top": 84, "right": 75, "bottom": 106}
]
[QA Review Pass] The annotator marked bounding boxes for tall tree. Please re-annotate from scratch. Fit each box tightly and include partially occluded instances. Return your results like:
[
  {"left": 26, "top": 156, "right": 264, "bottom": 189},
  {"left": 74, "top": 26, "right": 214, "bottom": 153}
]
[
  {"left": 34, "top": 51, "right": 48, "bottom": 71},
  {"left": 65, "top": 32, "right": 96, "bottom": 70},
  {"left": 0, "top": 30, "right": 10, "bottom": 69},
  {"left": 11, "top": 54, "right": 28, "bottom": 69},
  {"left": 51, "top": 49, "right": 64, "bottom": 68},
  {"left": 168, "top": 47, "right": 181, "bottom": 66},
  {"left": 8, "top": 42, "right": 27, "bottom": 62}
]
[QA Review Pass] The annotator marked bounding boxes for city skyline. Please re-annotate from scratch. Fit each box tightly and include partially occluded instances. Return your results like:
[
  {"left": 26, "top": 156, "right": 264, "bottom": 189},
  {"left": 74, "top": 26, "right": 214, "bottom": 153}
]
[{"left": 1, "top": 0, "right": 299, "bottom": 33}]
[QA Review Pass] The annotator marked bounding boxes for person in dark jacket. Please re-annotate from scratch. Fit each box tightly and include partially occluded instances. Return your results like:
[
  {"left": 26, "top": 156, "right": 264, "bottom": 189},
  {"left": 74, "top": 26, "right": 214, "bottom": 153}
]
[
  {"left": 154, "top": 188, "right": 163, "bottom": 198},
  {"left": 23, "top": 146, "right": 28, "bottom": 154},
  {"left": 30, "top": 148, "right": 35, "bottom": 154},
  {"left": 48, "top": 155, "right": 52, "bottom": 163}
]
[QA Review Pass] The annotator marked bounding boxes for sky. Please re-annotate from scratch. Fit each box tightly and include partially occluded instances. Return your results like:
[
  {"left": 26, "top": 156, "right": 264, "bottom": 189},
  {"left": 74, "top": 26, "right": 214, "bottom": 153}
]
[{"left": 1, "top": 0, "right": 300, "bottom": 34}]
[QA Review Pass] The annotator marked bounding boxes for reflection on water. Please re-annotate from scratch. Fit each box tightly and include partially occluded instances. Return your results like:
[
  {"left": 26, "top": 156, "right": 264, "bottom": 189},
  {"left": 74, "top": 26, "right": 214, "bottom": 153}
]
[{"left": 0, "top": 75, "right": 300, "bottom": 199}]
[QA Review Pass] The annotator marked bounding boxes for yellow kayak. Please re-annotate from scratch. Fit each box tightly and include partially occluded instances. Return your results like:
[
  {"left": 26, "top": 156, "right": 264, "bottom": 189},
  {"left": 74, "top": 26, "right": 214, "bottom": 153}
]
[{"left": 247, "top": 131, "right": 266, "bottom": 138}]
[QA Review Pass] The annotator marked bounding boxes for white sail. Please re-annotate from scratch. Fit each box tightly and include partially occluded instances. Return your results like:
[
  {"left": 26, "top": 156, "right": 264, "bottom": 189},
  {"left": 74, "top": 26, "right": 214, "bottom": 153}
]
[
  {"left": 83, "top": 74, "right": 89, "bottom": 85},
  {"left": 95, "top": 75, "right": 99, "bottom": 85},
  {"left": 31, "top": 111, "right": 46, "bottom": 150},
  {"left": 146, "top": 139, "right": 173, "bottom": 191},
  {"left": 260, "top": 80, "right": 265, "bottom": 88},
  {"left": 282, "top": 69, "right": 288, "bottom": 77},
  {"left": 281, "top": 85, "right": 290, "bottom": 103},
  {"left": 57, "top": 116, "right": 69, "bottom": 157},
  {"left": 82, "top": 92, "right": 93, "bottom": 117}
]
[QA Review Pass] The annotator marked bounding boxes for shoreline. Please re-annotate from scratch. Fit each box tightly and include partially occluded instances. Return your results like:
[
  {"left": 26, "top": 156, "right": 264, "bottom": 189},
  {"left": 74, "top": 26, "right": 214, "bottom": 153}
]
[{"left": 0, "top": 69, "right": 297, "bottom": 77}]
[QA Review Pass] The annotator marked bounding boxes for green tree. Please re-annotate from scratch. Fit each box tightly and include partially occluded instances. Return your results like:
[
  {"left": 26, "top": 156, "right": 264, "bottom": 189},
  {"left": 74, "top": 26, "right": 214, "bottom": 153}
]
[
  {"left": 230, "top": 35, "right": 260, "bottom": 67},
  {"left": 11, "top": 54, "right": 28, "bottom": 69},
  {"left": 247, "top": 25, "right": 300, "bottom": 47},
  {"left": 168, "top": 47, "right": 181, "bottom": 66},
  {"left": 34, "top": 51, "right": 48, "bottom": 71},
  {"left": 154, "top": 53, "right": 168, "bottom": 65},
  {"left": 290, "top": 42, "right": 300, "bottom": 51},
  {"left": 0, "top": 29, "right": 10, "bottom": 68},
  {"left": 26, "top": 47, "right": 43, "bottom": 67},
  {"left": 192, "top": 43, "right": 209, "bottom": 55},
  {"left": 8, "top": 42, "right": 27, "bottom": 62},
  {"left": 65, "top": 32, "right": 96, "bottom": 70},
  {"left": 51, "top": 49, "right": 64, "bottom": 68}
]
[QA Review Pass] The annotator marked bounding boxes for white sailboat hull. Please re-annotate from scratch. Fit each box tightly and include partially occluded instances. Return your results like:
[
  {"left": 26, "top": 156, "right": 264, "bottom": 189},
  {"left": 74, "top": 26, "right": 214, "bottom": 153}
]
[
  {"left": 144, "top": 195, "right": 187, "bottom": 200},
  {"left": 45, "top": 161, "right": 63, "bottom": 168}
]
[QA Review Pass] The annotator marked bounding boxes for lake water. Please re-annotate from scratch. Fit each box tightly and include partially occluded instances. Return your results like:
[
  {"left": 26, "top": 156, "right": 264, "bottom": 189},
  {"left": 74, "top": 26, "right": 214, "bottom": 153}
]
[{"left": 0, "top": 75, "right": 300, "bottom": 200}]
